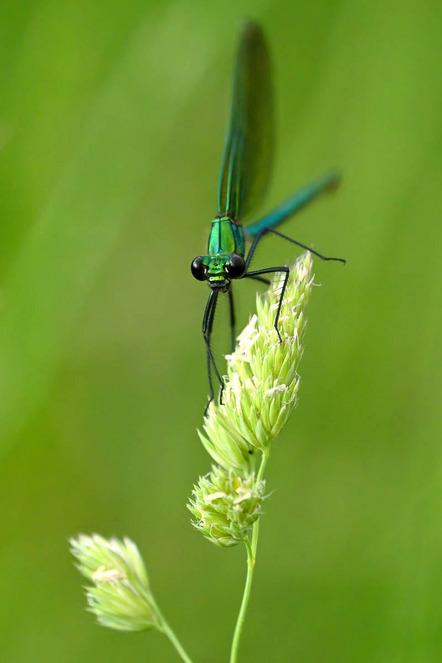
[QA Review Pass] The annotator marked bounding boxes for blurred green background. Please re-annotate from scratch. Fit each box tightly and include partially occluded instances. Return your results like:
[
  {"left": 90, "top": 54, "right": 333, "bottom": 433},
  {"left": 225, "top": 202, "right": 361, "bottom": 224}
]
[{"left": 1, "top": 0, "right": 442, "bottom": 661}]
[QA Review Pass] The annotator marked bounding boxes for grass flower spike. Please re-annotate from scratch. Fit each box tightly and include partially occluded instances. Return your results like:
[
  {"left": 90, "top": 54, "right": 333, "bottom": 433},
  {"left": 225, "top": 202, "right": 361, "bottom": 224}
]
[
  {"left": 70, "top": 534, "right": 194, "bottom": 662},
  {"left": 197, "top": 251, "right": 313, "bottom": 475},
  {"left": 70, "top": 534, "right": 160, "bottom": 632},
  {"left": 188, "top": 465, "right": 265, "bottom": 547}
]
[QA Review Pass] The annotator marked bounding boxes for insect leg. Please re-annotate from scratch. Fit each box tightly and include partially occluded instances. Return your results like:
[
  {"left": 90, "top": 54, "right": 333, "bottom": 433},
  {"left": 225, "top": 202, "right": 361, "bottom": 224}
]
[
  {"left": 244, "top": 266, "right": 290, "bottom": 342},
  {"left": 202, "top": 290, "right": 224, "bottom": 411},
  {"left": 263, "top": 228, "right": 345, "bottom": 263},
  {"left": 247, "top": 274, "right": 271, "bottom": 285},
  {"left": 245, "top": 226, "right": 345, "bottom": 269},
  {"left": 228, "top": 286, "right": 236, "bottom": 352}
]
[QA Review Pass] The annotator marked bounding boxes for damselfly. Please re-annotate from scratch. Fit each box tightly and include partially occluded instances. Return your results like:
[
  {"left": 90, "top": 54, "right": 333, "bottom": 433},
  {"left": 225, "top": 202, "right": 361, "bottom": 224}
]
[{"left": 191, "top": 21, "right": 344, "bottom": 406}]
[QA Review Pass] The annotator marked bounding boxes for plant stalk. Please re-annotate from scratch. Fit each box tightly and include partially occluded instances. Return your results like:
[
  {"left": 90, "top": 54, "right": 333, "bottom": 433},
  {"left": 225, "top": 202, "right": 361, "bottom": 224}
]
[
  {"left": 151, "top": 596, "right": 194, "bottom": 663},
  {"left": 229, "top": 451, "right": 269, "bottom": 663}
]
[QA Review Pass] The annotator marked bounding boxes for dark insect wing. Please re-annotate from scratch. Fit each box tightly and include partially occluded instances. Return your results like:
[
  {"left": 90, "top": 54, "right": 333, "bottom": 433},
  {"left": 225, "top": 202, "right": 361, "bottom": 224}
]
[{"left": 217, "top": 21, "right": 274, "bottom": 221}]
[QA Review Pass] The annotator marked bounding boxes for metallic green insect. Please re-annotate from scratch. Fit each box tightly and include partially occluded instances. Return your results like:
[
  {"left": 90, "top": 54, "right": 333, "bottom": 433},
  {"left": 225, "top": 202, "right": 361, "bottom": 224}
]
[{"left": 191, "top": 21, "right": 344, "bottom": 404}]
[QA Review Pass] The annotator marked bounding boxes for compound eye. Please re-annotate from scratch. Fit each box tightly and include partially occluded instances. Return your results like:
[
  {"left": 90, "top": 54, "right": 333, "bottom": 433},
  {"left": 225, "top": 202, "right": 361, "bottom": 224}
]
[
  {"left": 226, "top": 254, "right": 246, "bottom": 278},
  {"left": 191, "top": 256, "right": 206, "bottom": 281}
]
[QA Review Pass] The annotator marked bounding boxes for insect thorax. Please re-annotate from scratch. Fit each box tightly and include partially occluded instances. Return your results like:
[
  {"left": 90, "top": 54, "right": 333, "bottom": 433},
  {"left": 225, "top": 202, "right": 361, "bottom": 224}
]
[{"left": 207, "top": 216, "right": 245, "bottom": 258}]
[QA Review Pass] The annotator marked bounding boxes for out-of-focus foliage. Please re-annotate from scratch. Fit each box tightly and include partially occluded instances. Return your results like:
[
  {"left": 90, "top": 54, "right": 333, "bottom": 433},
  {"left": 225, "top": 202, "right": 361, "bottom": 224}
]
[{"left": 1, "top": 0, "right": 442, "bottom": 661}]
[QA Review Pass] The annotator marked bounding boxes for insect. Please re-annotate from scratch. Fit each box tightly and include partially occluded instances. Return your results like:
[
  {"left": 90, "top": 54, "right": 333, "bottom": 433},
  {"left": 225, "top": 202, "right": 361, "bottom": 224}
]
[{"left": 191, "top": 21, "right": 344, "bottom": 406}]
